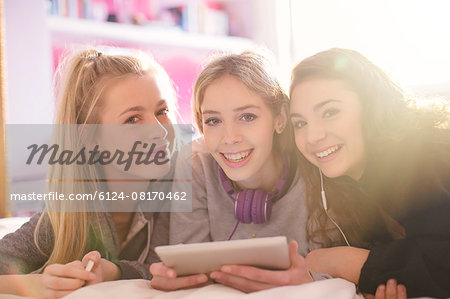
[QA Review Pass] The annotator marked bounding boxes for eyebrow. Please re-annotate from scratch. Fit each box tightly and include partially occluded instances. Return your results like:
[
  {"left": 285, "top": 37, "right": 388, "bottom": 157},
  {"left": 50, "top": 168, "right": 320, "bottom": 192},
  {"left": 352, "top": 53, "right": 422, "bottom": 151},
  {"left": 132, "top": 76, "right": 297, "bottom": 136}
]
[
  {"left": 202, "top": 104, "right": 261, "bottom": 115},
  {"left": 119, "top": 106, "right": 144, "bottom": 117},
  {"left": 290, "top": 99, "right": 341, "bottom": 118},
  {"left": 119, "top": 100, "right": 167, "bottom": 117}
]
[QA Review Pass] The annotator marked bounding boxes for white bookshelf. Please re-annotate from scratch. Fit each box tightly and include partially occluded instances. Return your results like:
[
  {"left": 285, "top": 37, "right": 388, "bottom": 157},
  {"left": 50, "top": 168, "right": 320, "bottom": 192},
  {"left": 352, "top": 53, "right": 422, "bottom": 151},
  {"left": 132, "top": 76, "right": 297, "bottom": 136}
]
[{"left": 47, "top": 16, "right": 255, "bottom": 52}]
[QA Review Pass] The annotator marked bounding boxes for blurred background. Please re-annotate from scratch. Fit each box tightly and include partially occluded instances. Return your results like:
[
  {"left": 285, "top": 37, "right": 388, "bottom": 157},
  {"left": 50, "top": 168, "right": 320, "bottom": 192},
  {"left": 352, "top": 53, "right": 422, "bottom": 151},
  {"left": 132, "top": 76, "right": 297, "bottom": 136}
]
[
  {"left": 1, "top": 0, "right": 450, "bottom": 221},
  {"left": 3, "top": 0, "right": 450, "bottom": 125}
]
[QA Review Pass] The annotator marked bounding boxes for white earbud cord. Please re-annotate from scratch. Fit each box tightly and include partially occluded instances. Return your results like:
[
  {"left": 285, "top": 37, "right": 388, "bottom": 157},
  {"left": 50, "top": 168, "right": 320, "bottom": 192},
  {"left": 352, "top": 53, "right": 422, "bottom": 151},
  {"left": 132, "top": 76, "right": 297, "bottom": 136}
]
[{"left": 319, "top": 170, "right": 351, "bottom": 247}]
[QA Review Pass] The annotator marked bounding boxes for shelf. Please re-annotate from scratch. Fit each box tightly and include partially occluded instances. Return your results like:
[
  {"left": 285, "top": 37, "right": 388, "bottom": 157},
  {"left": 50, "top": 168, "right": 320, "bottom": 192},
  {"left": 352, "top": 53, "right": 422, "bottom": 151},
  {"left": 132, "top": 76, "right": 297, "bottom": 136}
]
[{"left": 47, "top": 17, "right": 254, "bottom": 52}]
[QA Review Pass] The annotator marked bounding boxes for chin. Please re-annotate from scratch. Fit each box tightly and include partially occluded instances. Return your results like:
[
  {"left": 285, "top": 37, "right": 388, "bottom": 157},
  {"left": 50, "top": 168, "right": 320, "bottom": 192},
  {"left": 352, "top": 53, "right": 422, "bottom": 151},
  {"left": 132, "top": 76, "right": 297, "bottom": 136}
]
[
  {"left": 220, "top": 167, "right": 251, "bottom": 183},
  {"left": 321, "top": 168, "right": 346, "bottom": 179},
  {"left": 127, "top": 163, "right": 171, "bottom": 180}
]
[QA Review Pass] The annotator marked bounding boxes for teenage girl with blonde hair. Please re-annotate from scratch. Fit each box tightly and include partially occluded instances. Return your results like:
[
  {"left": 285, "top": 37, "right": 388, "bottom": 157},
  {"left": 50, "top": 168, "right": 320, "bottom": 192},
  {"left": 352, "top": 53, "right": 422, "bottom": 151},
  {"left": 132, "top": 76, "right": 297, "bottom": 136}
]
[
  {"left": 0, "top": 47, "right": 178, "bottom": 298},
  {"left": 150, "top": 51, "right": 322, "bottom": 292}
]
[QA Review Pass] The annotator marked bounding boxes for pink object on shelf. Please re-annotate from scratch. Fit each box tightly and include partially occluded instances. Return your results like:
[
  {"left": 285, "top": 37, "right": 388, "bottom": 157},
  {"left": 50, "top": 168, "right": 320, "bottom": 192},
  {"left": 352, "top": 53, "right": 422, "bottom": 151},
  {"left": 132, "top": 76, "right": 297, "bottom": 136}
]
[{"left": 161, "top": 55, "right": 202, "bottom": 124}]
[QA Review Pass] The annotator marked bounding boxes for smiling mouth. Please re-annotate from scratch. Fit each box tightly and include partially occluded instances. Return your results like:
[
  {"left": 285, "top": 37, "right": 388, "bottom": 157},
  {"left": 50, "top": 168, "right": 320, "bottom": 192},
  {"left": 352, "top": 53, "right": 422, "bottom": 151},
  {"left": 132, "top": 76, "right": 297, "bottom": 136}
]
[
  {"left": 315, "top": 145, "right": 342, "bottom": 158},
  {"left": 221, "top": 149, "right": 253, "bottom": 163}
]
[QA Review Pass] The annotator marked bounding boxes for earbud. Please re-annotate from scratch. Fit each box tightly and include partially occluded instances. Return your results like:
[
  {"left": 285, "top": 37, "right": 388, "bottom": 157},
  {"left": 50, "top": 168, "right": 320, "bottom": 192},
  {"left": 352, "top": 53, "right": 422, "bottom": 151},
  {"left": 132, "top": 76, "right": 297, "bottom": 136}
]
[
  {"left": 319, "top": 170, "right": 328, "bottom": 211},
  {"left": 318, "top": 169, "right": 350, "bottom": 246}
]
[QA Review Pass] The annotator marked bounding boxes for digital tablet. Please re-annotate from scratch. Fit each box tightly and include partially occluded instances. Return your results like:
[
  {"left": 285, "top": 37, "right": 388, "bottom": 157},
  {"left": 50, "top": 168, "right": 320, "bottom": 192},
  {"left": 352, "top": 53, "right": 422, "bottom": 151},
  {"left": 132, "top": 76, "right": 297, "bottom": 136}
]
[{"left": 155, "top": 236, "right": 290, "bottom": 276}]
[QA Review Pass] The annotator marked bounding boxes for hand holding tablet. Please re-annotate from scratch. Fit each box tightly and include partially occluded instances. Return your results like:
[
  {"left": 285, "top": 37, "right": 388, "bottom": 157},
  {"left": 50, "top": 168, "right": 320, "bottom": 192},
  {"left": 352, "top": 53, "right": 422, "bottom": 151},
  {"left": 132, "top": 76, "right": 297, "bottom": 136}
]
[{"left": 155, "top": 236, "right": 290, "bottom": 276}]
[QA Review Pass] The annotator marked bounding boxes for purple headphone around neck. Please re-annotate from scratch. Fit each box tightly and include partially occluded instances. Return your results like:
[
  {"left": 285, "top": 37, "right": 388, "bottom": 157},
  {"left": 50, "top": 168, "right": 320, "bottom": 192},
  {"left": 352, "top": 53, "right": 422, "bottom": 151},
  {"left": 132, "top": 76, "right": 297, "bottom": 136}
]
[{"left": 219, "top": 157, "right": 289, "bottom": 225}]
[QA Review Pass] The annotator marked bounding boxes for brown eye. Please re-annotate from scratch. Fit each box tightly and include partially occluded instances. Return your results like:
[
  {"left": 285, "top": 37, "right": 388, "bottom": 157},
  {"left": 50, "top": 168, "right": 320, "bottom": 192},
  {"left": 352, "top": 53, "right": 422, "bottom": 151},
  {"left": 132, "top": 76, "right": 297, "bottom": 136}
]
[
  {"left": 323, "top": 108, "right": 340, "bottom": 118},
  {"left": 204, "top": 117, "right": 221, "bottom": 126},
  {"left": 293, "top": 120, "right": 307, "bottom": 129},
  {"left": 125, "top": 116, "right": 139, "bottom": 124},
  {"left": 157, "top": 108, "right": 169, "bottom": 116},
  {"left": 240, "top": 113, "right": 257, "bottom": 122}
]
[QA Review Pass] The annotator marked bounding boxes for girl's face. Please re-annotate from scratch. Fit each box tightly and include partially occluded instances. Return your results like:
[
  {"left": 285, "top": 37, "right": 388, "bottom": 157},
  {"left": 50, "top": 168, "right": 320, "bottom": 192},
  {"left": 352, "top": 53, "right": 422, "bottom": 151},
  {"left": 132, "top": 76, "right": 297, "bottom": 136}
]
[
  {"left": 290, "top": 79, "right": 366, "bottom": 180},
  {"left": 94, "top": 73, "right": 174, "bottom": 179},
  {"left": 201, "top": 75, "right": 285, "bottom": 190}
]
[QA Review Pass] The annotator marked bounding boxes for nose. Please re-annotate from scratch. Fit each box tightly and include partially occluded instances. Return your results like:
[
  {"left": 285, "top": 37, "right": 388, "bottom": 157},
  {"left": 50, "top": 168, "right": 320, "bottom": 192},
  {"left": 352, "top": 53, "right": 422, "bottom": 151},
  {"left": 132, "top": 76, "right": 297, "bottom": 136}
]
[
  {"left": 222, "top": 122, "right": 242, "bottom": 145},
  {"left": 306, "top": 121, "right": 326, "bottom": 145},
  {"left": 146, "top": 115, "right": 168, "bottom": 141}
]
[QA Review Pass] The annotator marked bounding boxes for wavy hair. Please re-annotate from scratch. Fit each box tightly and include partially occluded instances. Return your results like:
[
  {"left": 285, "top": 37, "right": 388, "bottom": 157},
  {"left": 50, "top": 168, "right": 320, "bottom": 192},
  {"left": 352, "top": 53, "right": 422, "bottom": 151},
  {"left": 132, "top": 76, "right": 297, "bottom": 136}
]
[{"left": 290, "top": 48, "right": 448, "bottom": 249}]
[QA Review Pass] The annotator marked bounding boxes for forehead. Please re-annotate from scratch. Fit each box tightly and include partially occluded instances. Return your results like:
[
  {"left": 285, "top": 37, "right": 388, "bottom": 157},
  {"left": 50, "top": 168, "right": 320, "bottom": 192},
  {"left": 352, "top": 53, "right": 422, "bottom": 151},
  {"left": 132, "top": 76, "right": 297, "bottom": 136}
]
[
  {"left": 103, "top": 73, "right": 157, "bottom": 96},
  {"left": 201, "top": 75, "right": 267, "bottom": 110},
  {"left": 100, "top": 73, "right": 167, "bottom": 107},
  {"left": 291, "top": 79, "right": 359, "bottom": 111}
]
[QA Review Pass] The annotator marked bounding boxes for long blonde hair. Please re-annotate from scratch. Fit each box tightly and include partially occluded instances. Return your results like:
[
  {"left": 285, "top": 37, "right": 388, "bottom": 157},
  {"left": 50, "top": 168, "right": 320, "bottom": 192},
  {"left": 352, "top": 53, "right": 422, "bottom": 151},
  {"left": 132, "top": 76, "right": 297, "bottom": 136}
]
[{"left": 35, "top": 47, "right": 178, "bottom": 265}]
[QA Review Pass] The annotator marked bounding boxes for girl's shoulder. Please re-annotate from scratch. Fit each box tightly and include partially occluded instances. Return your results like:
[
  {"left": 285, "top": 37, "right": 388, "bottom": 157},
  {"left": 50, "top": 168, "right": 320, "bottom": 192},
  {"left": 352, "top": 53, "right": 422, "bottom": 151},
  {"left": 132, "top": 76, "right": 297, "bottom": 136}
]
[
  {"left": 176, "top": 137, "right": 217, "bottom": 168},
  {"left": 172, "top": 137, "right": 219, "bottom": 184}
]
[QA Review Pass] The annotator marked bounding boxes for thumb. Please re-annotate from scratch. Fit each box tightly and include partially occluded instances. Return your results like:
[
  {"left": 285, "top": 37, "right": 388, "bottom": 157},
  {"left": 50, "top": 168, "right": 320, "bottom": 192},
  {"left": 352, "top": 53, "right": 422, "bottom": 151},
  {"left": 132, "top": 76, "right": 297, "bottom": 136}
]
[{"left": 288, "top": 240, "right": 305, "bottom": 267}]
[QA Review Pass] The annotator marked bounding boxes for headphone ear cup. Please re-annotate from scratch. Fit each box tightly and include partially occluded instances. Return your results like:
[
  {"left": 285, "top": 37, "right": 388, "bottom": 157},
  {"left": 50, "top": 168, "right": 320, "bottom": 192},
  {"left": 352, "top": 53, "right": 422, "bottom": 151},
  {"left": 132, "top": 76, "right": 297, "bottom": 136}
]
[
  {"left": 252, "top": 189, "right": 266, "bottom": 224},
  {"left": 235, "top": 191, "right": 245, "bottom": 222},
  {"left": 243, "top": 190, "right": 255, "bottom": 224},
  {"left": 235, "top": 190, "right": 255, "bottom": 224},
  {"left": 265, "top": 196, "right": 272, "bottom": 222},
  {"left": 236, "top": 190, "right": 274, "bottom": 224}
]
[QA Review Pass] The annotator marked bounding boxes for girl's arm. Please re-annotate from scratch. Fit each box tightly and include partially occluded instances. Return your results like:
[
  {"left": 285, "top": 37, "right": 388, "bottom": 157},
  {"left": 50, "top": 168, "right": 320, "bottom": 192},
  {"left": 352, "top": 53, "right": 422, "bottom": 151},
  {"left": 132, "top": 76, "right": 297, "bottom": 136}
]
[
  {"left": 117, "top": 211, "right": 170, "bottom": 280},
  {"left": 0, "top": 213, "right": 52, "bottom": 274},
  {"left": 0, "top": 260, "right": 96, "bottom": 299},
  {"left": 358, "top": 221, "right": 450, "bottom": 298},
  {"left": 0, "top": 274, "right": 42, "bottom": 297},
  {"left": 305, "top": 246, "right": 369, "bottom": 284},
  {"left": 306, "top": 203, "right": 450, "bottom": 298}
]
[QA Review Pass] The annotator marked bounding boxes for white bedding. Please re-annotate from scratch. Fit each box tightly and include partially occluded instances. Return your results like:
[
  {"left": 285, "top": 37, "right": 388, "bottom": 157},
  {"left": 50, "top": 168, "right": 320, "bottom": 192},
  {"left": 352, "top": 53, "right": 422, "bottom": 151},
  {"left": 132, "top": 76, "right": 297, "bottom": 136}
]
[
  {"left": 0, "top": 217, "right": 30, "bottom": 239},
  {"left": 63, "top": 278, "right": 363, "bottom": 299},
  {"left": 0, "top": 218, "right": 360, "bottom": 299}
]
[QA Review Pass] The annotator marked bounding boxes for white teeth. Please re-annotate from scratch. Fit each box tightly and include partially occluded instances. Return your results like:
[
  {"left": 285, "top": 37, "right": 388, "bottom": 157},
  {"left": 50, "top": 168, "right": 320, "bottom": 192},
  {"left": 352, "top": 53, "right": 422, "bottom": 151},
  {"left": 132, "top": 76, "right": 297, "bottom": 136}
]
[
  {"left": 316, "top": 145, "right": 340, "bottom": 158},
  {"left": 223, "top": 150, "right": 251, "bottom": 162}
]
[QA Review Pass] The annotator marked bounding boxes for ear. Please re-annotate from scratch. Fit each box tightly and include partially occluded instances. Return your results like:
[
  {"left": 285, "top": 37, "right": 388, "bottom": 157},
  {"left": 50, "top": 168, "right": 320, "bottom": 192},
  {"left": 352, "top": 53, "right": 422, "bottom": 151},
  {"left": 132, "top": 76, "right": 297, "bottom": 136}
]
[{"left": 275, "top": 103, "right": 288, "bottom": 134}]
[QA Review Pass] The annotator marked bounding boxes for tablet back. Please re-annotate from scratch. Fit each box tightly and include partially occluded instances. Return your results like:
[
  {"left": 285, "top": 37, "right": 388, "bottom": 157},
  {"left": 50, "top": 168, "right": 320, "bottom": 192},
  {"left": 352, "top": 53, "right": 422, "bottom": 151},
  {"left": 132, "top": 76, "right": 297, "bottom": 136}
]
[{"left": 155, "top": 236, "right": 290, "bottom": 276}]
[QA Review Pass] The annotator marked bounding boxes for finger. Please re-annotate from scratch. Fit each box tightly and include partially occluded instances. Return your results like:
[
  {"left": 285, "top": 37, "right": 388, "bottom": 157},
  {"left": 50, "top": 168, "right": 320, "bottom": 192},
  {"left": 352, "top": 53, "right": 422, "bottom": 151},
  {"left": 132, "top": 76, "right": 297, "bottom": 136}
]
[
  {"left": 287, "top": 241, "right": 310, "bottom": 283},
  {"left": 385, "top": 279, "right": 397, "bottom": 299},
  {"left": 374, "top": 284, "right": 386, "bottom": 299},
  {"left": 220, "top": 265, "right": 291, "bottom": 285},
  {"left": 210, "top": 271, "right": 276, "bottom": 293},
  {"left": 82, "top": 251, "right": 101, "bottom": 268},
  {"left": 42, "top": 275, "right": 85, "bottom": 291},
  {"left": 289, "top": 241, "right": 298, "bottom": 258},
  {"left": 65, "top": 260, "right": 84, "bottom": 268},
  {"left": 150, "top": 274, "right": 208, "bottom": 291},
  {"left": 45, "top": 263, "right": 96, "bottom": 281},
  {"left": 288, "top": 241, "right": 305, "bottom": 267},
  {"left": 397, "top": 284, "right": 407, "bottom": 299},
  {"left": 149, "top": 262, "right": 177, "bottom": 278}
]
